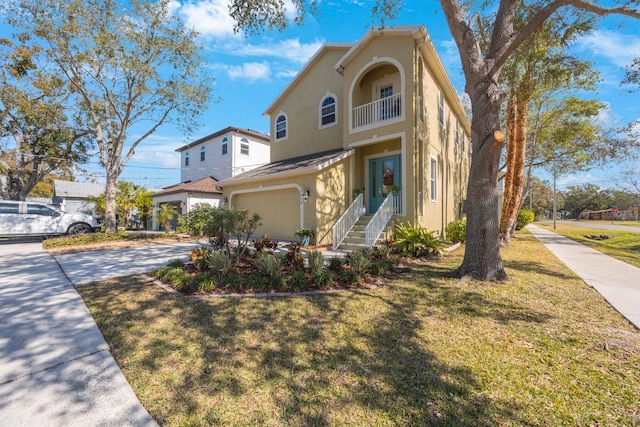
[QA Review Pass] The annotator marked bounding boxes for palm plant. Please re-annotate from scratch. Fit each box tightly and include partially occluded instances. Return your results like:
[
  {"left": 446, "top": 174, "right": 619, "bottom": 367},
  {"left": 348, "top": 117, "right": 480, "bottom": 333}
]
[{"left": 155, "top": 203, "right": 179, "bottom": 233}]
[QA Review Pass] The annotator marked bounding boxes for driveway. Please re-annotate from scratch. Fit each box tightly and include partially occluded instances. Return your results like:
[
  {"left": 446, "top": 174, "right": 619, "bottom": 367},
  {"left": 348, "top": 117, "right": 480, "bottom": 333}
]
[
  {"left": 54, "top": 240, "right": 200, "bottom": 285},
  {"left": 0, "top": 239, "right": 159, "bottom": 426}
]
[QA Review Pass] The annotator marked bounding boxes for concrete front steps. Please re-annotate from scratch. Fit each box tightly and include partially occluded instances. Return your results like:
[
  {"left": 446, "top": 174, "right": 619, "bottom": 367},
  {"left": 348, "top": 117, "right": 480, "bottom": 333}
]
[{"left": 337, "top": 215, "right": 394, "bottom": 251}]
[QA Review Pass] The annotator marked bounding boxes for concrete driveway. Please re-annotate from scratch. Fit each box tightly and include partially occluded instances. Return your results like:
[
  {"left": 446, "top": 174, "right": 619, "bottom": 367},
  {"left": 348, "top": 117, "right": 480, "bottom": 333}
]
[{"left": 0, "top": 239, "right": 159, "bottom": 426}]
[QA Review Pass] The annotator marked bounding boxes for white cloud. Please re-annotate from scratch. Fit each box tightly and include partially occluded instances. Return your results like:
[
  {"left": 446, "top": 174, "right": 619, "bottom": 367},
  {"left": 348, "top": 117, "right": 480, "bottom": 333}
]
[
  {"left": 577, "top": 30, "right": 640, "bottom": 68},
  {"left": 231, "top": 38, "right": 324, "bottom": 64},
  {"left": 180, "top": 0, "right": 238, "bottom": 38},
  {"left": 225, "top": 62, "right": 271, "bottom": 81}
]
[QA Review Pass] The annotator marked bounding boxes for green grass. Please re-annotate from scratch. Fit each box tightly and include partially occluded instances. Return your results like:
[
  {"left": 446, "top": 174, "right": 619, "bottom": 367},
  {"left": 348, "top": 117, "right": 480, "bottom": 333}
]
[
  {"left": 42, "top": 231, "right": 178, "bottom": 249},
  {"left": 77, "top": 231, "right": 640, "bottom": 426},
  {"left": 537, "top": 223, "right": 640, "bottom": 268}
]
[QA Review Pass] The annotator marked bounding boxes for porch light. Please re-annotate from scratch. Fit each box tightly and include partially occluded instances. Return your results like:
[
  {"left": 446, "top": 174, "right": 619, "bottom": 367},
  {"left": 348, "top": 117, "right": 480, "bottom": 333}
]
[
  {"left": 301, "top": 189, "right": 310, "bottom": 202},
  {"left": 222, "top": 197, "right": 228, "bottom": 206}
]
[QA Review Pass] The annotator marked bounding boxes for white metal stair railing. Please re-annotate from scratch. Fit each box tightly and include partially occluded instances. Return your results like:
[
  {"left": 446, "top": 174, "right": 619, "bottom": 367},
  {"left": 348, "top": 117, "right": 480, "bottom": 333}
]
[
  {"left": 365, "top": 193, "right": 394, "bottom": 247},
  {"left": 332, "top": 193, "right": 364, "bottom": 250}
]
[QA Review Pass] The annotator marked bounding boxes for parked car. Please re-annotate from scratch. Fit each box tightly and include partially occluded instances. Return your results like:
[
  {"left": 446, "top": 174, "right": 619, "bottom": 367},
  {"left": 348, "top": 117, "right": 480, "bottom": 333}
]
[{"left": 0, "top": 200, "right": 100, "bottom": 238}]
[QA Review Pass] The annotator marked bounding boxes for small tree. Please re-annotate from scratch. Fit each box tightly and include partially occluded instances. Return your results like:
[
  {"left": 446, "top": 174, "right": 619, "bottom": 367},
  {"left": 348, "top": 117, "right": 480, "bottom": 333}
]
[{"left": 156, "top": 203, "right": 179, "bottom": 233}]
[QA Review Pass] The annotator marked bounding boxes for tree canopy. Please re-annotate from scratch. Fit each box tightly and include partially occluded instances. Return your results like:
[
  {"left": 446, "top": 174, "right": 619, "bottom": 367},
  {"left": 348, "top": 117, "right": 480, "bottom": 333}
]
[{"left": 8, "top": 0, "right": 212, "bottom": 231}]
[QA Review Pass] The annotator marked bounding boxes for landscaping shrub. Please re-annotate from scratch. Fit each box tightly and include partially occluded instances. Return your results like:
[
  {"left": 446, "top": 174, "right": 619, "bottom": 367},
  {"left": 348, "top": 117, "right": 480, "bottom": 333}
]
[
  {"left": 205, "top": 249, "right": 232, "bottom": 282},
  {"left": 307, "top": 250, "right": 325, "bottom": 276},
  {"left": 347, "top": 249, "right": 371, "bottom": 275},
  {"left": 190, "top": 272, "right": 217, "bottom": 292},
  {"left": 327, "top": 257, "right": 344, "bottom": 273},
  {"left": 517, "top": 209, "right": 535, "bottom": 230},
  {"left": 445, "top": 218, "right": 466, "bottom": 243},
  {"left": 257, "top": 253, "right": 284, "bottom": 279},
  {"left": 312, "top": 269, "right": 333, "bottom": 289},
  {"left": 394, "top": 221, "right": 446, "bottom": 257},
  {"left": 189, "top": 246, "right": 209, "bottom": 271},
  {"left": 341, "top": 269, "right": 360, "bottom": 285},
  {"left": 286, "top": 270, "right": 309, "bottom": 291},
  {"left": 159, "top": 267, "right": 190, "bottom": 291}
]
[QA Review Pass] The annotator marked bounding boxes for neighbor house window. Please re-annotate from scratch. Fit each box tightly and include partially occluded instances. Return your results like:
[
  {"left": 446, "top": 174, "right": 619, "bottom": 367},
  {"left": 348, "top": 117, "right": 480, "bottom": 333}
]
[
  {"left": 200, "top": 146, "right": 205, "bottom": 161},
  {"left": 240, "top": 138, "right": 249, "bottom": 155},
  {"left": 320, "top": 94, "right": 337, "bottom": 127},
  {"left": 430, "top": 156, "right": 438, "bottom": 202},
  {"left": 438, "top": 90, "right": 445, "bottom": 128},
  {"left": 222, "top": 137, "right": 228, "bottom": 155},
  {"left": 185, "top": 151, "right": 190, "bottom": 167},
  {"left": 275, "top": 113, "right": 287, "bottom": 140}
]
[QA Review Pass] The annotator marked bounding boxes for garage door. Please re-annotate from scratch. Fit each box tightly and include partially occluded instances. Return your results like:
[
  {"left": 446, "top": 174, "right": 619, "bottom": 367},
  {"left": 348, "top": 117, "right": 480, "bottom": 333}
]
[{"left": 234, "top": 189, "right": 300, "bottom": 241}]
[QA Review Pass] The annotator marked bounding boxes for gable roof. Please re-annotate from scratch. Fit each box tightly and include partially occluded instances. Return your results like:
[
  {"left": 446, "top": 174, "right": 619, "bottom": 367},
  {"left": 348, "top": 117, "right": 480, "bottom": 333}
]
[
  {"left": 151, "top": 176, "right": 222, "bottom": 197},
  {"left": 175, "top": 126, "right": 270, "bottom": 153},
  {"left": 262, "top": 43, "right": 352, "bottom": 117},
  {"left": 218, "top": 149, "right": 354, "bottom": 187},
  {"left": 54, "top": 180, "right": 104, "bottom": 198}
]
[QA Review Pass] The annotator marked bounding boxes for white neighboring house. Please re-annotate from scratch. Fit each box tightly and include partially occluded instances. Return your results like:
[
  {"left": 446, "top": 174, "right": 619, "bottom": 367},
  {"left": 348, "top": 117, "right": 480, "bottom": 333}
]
[
  {"left": 151, "top": 126, "right": 270, "bottom": 230},
  {"left": 53, "top": 180, "right": 104, "bottom": 214}
]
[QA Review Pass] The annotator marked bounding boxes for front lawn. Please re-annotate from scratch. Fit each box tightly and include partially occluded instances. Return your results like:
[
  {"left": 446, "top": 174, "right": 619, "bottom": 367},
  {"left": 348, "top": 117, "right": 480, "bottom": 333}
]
[
  {"left": 537, "top": 223, "right": 640, "bottom": 268},
  {"left": 77, "top": 231, "right": 640, "bottom": 426}
]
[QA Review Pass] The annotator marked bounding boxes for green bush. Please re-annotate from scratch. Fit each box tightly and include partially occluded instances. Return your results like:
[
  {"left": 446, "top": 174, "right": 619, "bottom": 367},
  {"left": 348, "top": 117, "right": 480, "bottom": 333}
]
[
  {"left": 205, "top": 250, "right": 232, "bottom": 281},
  {"left": 341, "top": 270, "right": 360, "bottom": 285},
  {"left": 394, "top": 222, "right": 446, "bottom": 257},
  {"left": 159, "top": 267, "right": 190, "bottom": 291},
  {"left": 327, "top": 257, "right": 344, "bottom": 273},
  {"left": 445, "top": 218, "right": 466, "bottom": 243},
  {"left": 190, "top": 272, "right": 217, "bottom": 292},
  {"left": 307, "top": 250, "right": 325, "bottom": 276},
  {"left": 312, "top": 269, "right": 334, "bottom": 289},
  {"left": 347, "top": 249, "right": 371, "bottom": 275},
  {"left": 286, "top": 270, "right": 309, "bottom": 291},
  {"left": 516, "top": 209, "right": 535, "bottom": 230},
  {"left": 257, "top": 253, "right": 284, "bottom": 279}
]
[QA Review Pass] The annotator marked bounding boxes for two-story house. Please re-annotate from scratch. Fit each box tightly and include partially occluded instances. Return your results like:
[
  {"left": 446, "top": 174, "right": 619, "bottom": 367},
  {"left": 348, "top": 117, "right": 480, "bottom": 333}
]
[
  {"left": 218, "top": 26, "right": 470, "bottom": 249},
  {"left": 151, "top": 126, "right": 270, "bottom": 230}
]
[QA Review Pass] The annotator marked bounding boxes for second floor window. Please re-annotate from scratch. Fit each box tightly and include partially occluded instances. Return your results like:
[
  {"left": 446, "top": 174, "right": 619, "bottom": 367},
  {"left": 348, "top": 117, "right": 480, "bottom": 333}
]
[
  {"left": 200, "top": 146, "right": 205, "bottom": 161},
  {"left": 276, "top": 114, "right": 287, "bottom": 140},
  {"left": 240, "top": 138, "right": 249, "bottom": 155},
  {"left": 185, "top": 152, "right": 190, "bottom": 167},
  {"left": 222, "top": 137, "right": 228, "bottom": 155},
  {"left": 320, "top": 95, "right": 336, "bottom": 127}
]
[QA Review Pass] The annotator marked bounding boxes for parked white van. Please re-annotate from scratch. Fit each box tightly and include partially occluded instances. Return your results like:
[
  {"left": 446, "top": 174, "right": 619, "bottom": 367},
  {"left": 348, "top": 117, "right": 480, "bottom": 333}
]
[{"left": 0, "top": 200, "right": 100, "bottom": 238}]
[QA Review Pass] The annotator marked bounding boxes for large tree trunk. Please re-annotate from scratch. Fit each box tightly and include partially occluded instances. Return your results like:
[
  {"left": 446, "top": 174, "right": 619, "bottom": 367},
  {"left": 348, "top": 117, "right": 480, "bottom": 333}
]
[
  {"left": 104, "top": 168, "right": 118, "bottom": 233},
  {"left": 456, "top": 77, "right": 507, "bottom": 281}
]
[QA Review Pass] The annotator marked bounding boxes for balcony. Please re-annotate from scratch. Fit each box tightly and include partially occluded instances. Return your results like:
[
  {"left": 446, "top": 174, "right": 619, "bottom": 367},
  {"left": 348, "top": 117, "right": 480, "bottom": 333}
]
[{"left": 352, "top": 93, "right": 402, "bottom": 128}]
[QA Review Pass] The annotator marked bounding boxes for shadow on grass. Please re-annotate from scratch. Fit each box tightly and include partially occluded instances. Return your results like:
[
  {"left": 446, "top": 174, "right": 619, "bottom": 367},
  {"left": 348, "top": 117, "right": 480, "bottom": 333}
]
[{"left": 79, "top": 269, "right": 554, "bottom": 426}]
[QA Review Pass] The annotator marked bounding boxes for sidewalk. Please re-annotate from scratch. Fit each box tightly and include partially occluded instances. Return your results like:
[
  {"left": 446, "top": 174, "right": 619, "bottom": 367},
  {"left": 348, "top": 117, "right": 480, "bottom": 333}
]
[
  {"left": 0, "top": 241, "right": 157, "bottom": 426},
  {"left": 527, "top": 225, "right": 640, "bottom": 330}
]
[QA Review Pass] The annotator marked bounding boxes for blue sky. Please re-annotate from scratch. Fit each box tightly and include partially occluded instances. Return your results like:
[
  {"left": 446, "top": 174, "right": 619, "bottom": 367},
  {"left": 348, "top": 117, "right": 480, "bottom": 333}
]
[{"left": 4, "top": 0, "right": 640, "bottom": 191}]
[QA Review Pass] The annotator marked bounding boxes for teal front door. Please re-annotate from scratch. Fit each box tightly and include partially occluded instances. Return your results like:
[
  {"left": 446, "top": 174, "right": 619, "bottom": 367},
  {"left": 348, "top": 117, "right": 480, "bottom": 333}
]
[{"left": 368, "top": 154, "right": 401, "bottom": 213}]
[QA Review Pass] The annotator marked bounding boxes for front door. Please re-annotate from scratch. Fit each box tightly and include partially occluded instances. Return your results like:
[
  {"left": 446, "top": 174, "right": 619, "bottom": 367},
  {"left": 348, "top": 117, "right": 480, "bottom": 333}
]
[{"left": 368, "top": 154, "right": 401, "bottom": 213}]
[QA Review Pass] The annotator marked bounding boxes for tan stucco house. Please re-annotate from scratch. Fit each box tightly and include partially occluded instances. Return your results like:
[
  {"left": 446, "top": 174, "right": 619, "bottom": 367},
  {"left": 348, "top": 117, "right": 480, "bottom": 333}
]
[{"left": 218, "top": 26, "right": 471, "bottom": 249}]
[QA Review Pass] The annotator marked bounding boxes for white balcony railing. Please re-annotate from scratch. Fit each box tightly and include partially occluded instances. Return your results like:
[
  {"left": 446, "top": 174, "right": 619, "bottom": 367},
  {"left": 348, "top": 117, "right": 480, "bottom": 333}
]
[
  {"left": 332, "top": 193, "right": 364, "bottom": 250},
  {"left": 353, "top": 93, "right": 402, "bottom": 128}
]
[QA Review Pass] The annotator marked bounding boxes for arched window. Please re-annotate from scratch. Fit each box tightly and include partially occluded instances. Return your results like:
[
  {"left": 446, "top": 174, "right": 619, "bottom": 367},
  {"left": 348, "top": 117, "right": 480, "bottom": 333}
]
[
  {"left": 222, "top": 137, "right": 228, "bottom": 155},
  {"left": 185, "top": 151, "right": 190, "bottom": 167},
  {"left": 200, "top": 146, "right": 205, "bottom": 161},
  {"left": 319, "top": 94, "right": 337, "bottom": 128},
  {"left": 275, "top": 113, "right": 287, "bottom": 140}
]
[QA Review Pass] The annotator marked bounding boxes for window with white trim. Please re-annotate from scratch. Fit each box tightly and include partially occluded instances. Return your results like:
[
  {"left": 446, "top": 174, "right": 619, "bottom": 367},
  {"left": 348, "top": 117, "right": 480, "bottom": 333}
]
[
  {"left": 430, "top": 156, "right": 438, "bottom": 202},
  {"left": 438, "top": 90, "right": 445, "bottom": 128},
  {"left": 319, "top": 94, "right": 337, "bottom": 127},
  {"left": 275, "top": 113, "right": 287, "bottom": 140},
  {"left": 222, "top": 137, "right": 228, "bottom": 155},
  {"left": 185, "top": 151, "right": 190, "bottom": 167},
  {"left": 200, "top": 146, "right": 205, "bottom": 161},
  {"left": 240, "top": 138, "right": 249, "bottom": 155}
]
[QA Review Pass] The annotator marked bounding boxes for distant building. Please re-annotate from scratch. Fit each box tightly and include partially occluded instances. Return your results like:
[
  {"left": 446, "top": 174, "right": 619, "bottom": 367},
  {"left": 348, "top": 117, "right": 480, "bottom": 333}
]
[{"left": 53, "top": 180, "right": 104, "bottom": 214}]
